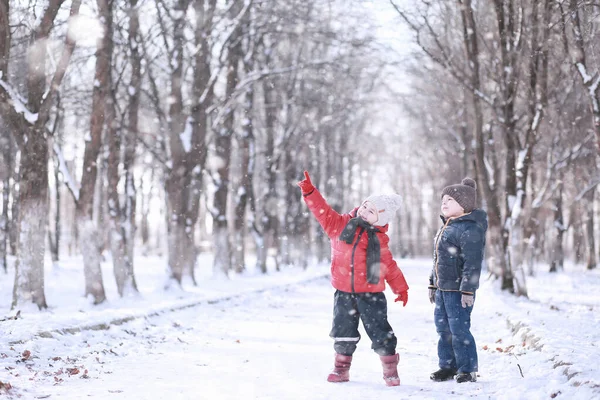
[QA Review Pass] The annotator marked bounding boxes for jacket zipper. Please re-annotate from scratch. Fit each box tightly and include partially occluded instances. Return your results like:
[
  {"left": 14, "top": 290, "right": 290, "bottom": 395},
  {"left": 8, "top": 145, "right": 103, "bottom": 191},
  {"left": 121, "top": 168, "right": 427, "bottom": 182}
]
[{"left": 350, "top": 228, "right": 365, "bottom": 293}]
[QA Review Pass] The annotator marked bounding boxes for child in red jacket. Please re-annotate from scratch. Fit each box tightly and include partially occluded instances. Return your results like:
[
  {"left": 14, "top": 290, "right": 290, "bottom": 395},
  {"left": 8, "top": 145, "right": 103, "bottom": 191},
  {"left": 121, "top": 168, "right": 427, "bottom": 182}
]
[{"left": 297, "top": 171, "right": 409, "bottom": 386}]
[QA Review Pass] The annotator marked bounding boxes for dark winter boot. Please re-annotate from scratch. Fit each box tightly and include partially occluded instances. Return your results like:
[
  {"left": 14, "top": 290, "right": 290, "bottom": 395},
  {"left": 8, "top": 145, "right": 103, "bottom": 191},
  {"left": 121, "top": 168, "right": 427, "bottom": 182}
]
[
  {"left": 430, "top": 368, "right": 457, "bottom": 382},
  {"left": 455, "top": 372, "right": 477, "bottom": 383},
  {"left": 327, "top": 354, "right": 352, "bottom": 383},
  {"left": 379, "top": 354, "right": 400, "bottom": 386}
]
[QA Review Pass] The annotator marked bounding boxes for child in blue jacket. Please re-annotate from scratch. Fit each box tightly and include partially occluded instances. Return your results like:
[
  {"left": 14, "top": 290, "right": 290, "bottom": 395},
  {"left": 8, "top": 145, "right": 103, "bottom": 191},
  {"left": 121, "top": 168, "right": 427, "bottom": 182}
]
[{"left": 428, "top": 178, "right": 488, "bottom": 383}]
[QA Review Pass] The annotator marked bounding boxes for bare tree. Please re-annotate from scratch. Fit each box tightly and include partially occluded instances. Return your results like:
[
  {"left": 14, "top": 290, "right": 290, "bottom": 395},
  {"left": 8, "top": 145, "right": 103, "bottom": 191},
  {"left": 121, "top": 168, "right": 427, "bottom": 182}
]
[
  {"left": 0, "top": 125, "right": 12, "bottom": 273},
  {"left": 232, "top": 6, "right": 258, "bottom": 274},
  {"left": 211, "top": 0, "right": 246, "bottom": 277},
  {"left": 0, "top": 0, "right": 82, "bottom": 309},
  {"left": 106, "top": 0, "right": 139, "bottom": 297},
  {"left": 567, "top": 0, "right": 600, "bottom": 152}
]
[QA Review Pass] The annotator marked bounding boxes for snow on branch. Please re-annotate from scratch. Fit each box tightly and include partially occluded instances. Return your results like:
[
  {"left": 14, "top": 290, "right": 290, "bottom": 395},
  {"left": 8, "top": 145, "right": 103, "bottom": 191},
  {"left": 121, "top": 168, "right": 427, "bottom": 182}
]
[
  {"left": 0, "top": 71, "right": 39, "bottom": 124},
  {"left": 575, "top": 62, "right": 593, "bottom": 85}
]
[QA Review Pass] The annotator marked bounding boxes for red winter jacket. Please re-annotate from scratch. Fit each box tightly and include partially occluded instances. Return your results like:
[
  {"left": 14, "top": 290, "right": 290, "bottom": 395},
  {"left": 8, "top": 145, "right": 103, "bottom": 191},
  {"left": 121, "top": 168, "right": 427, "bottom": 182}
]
[{"left": 303, "top": 188, "right": 409, "bottom": 294}]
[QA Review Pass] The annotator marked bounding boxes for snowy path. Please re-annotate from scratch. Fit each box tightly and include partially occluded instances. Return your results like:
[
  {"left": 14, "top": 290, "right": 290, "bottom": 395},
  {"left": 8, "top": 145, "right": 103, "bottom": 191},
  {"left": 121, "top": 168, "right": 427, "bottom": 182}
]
[{"left": 7, "top": 263, "right": 598, "bottom": 400}]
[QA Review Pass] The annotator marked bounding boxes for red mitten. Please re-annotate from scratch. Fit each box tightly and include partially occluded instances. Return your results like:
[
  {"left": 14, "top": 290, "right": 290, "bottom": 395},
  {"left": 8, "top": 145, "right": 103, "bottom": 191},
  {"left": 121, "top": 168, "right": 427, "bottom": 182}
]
[
  {"left": 297, "top": 170, "right": 315, "bottom": 195},
  {"left": 394, "top": 291, "right": 408, "bottom": 307}
]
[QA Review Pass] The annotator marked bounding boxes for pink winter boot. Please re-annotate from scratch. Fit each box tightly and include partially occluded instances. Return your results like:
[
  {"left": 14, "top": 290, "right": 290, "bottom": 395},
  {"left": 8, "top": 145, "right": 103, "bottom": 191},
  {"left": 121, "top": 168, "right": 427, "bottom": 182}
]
[
  {"left": 327, "top": 354, "right": 352, "bottom": 382},
  {"left": 380, "top": 354, "right": 400, "bottom": 386}
]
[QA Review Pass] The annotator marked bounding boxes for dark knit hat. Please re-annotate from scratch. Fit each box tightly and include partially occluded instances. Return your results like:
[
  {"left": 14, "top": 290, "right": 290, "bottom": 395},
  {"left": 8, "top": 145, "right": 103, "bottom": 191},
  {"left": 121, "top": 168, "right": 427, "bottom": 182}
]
[{"left": 441, "top": 178, "right": 477, "bottom": 213}]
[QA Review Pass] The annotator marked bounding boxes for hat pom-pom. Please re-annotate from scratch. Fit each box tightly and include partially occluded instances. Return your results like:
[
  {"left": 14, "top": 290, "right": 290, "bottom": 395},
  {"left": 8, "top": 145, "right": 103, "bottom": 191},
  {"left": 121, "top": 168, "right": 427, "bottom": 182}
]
[
  {"left": 462, "top": 178, "right": 476, "bottom": 190},
  {"left": 390, "top": 194, "right": 403, "bottom": 208}
]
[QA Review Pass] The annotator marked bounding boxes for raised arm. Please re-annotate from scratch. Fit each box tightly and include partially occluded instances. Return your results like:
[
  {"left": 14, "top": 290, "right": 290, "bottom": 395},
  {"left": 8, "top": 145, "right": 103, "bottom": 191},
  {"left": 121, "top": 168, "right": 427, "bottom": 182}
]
[{"left": 298, "top": 171, "right": 346, "bottom": 238}]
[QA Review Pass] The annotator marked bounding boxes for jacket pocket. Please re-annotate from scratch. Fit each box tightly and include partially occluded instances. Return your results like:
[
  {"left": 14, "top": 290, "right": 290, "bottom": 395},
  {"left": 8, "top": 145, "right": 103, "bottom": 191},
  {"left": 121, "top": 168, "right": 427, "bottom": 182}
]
[{"left": 454, "top": 258, "right": 462, "bottom": 284}]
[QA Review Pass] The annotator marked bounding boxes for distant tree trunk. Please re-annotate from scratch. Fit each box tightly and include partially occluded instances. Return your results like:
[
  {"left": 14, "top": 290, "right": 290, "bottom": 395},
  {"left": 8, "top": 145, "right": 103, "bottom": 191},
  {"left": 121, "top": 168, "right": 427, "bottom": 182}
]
[
  {"left": 106, "top": 97, "right": 129, "bottom": 296},
  {"left": 232, "top": 109, "right": 255, "bottom": 272},
  {"left": 75, "top": 0, "right": 115, "bottom": 304},
  {"left": 525, "top": 0, "right": 551, "bottom": 278},
  {"left": 123, "top": 0, "right": 140, "bottom": 277},
  {"left": 8, "top": 165, "right": 18, "bottom": 256},
  {"left": 282, "top": 151, "right": 308, "bottom": 268},
  {"left": 49, "top": 131, "right": 61, "bottom": 263},
  {"left": 257, "top": 75, "right": 280, "bottom": 273},
  {"left": 524, "top": 206, "right": 541, "bottom": 277},
  {"left": 585, "top": 189, "right": 596, "bottom": 270},
  {"left": 166, "top": 0, "right": 215, "bottom": 285},
  {"left": 165, "top": 0, "right": 194, "bottom": 286},
  {"left": 572, "top": 205, "right": 584, "bottom": 265},
  {"left": 106, "top": 95, "right": 138, "bottom": 296},
  {"left": 549, "top": 179, "right": 565, "bottom": 272},
  {"left": 232, "top": 11, "right": 256, "bottom": 274},
  {"left": 93, "top": 143, "right": 107, "bottom": 257},
  {"left": 0, "top": 131, "right": 11, "bottom": 273},
  {"left": 105, "top": 0, "right": 138, "bottom": 297},
  {"left": 139, "top": 176, "right": 151, "bottom": 253},
  {"left": 212, "top": 0, "right": 242, "bottom": 277},
  {"left": 48, "top": 166, "right": 59, "bottom": 263}
]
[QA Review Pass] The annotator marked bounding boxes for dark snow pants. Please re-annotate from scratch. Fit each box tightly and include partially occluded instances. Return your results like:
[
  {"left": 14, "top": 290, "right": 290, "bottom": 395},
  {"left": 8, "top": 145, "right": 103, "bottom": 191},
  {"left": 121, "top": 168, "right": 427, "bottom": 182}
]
[
  {"left": 330, "top": 290, "right": 397, "bottom": 356},
  {"left": 434, "top": 290, "right": 478, "bottom": 373}
]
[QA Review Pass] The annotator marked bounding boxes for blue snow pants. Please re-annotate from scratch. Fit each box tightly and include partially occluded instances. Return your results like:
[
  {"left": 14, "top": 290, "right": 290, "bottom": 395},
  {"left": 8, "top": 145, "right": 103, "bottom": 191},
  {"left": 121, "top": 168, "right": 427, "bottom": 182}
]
[{"left": 434, "top": 290, "right": 478, "bottom": 373}]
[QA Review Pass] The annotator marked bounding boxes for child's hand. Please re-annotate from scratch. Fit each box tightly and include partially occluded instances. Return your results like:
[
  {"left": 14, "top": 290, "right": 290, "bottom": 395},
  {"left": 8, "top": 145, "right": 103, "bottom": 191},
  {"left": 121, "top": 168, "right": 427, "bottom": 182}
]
[
  {"left": 461, "top": 293, "right": 474, "bottom": 308},
  {"left": 428, "top": 288, "right": 436, "bottom": 304},
  {"left": 394, "top": 290, "right": 408, "bottom": 307},
  {"left": 297, "top": 170, "right": 315, "bottom": 195}
]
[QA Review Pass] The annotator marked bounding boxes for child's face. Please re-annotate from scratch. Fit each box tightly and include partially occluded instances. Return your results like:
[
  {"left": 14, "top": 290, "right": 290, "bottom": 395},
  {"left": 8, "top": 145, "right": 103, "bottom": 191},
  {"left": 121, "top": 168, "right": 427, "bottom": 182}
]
[
  {"left": 358, "top": 201, "right": 379, "bottom": 225},
  {"left": 441, "top": 195, "right": 464, "bottom": 218}
]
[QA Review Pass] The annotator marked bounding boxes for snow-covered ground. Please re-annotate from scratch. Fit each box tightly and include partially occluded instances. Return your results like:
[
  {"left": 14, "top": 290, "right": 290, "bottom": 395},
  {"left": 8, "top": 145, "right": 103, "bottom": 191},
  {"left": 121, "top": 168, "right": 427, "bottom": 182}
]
[{"left": 0, "top": 254, "right": 598, "bottom": 399}]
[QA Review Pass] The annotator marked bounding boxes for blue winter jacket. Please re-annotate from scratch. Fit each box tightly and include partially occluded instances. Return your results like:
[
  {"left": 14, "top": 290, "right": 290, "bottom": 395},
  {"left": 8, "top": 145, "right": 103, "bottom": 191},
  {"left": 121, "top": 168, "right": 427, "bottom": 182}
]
[{"left": 429, "top": 209, "right": 488, "bottom": 294}]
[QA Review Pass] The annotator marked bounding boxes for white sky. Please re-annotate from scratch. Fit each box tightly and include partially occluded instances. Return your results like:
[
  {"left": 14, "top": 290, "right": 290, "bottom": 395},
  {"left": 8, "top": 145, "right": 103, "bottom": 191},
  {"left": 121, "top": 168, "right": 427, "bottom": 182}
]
[{"left": 0, "top": 254, "right": 598, "bottom": 399}]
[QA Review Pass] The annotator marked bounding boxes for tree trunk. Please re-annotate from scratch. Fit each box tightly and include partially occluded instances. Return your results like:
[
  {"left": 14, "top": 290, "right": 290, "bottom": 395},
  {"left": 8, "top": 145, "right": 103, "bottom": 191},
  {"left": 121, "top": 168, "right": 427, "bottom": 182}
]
[
  {"left": 283, "top": 151, "right": 308, "bottom": 268},
  {"left": 165, "top": 0, "right": 214, "bottom": 285},
  {"left": 106, "top": 79, "right": 138, "bottom": 296},
  {"left": 0, "top": 131, "right": 11, "bottom": 273},
  {"left": 212, "top": 0, "right": 242, "bottom": 277},
  {"left": 9, "top": 156, "right": 18, "bottom": 256},
  {"left": 549, "top": 179, "right": 564, "bottom": 272},
  {"left": 572, "top": 204, "right": 584, "bottom": 265},
  {"left": 585, "top": 189, "right": 596, "bottom": 270},
  {"left": 257, "top": 72, "right": 279, "bottom": 273},
  {"left": 459, "top": 0, "right": 510, "bottom": 291},
  {"left": 75, "top": 0, "right": 116, "bottom": 304},
  {"left": 49, "top": 136, "right": 61, "bottom": 263},
  {"left": 232, "top": 66, "right": 255, "bottom": 273},
  {"left": 165, "top": 0, "right": 192, "bottom": 286},
  {"left": 105, "top": 0, "right": 140, "bottom": 297},
  {"left": 12, "top": 130, "right": 48, "bottom": 310},
  {"left": 167, "top": 221, "right": 196, "bottom": 284},
  {"left": 139, "top": 177, "right": 151, "bottom": 254},
  {"left": 123, "top": 0, "right": 140, "bottom": 284},
  {"left": 524, "top": 206, "right": 542, "bottom": 277}
]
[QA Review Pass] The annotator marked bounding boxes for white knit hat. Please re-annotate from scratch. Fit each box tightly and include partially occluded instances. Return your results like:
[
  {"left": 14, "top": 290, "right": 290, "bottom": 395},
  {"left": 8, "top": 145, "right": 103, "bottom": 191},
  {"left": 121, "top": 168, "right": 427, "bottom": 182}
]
[{"left": 364, "top": 194, "right": 403, "bottom": 227}]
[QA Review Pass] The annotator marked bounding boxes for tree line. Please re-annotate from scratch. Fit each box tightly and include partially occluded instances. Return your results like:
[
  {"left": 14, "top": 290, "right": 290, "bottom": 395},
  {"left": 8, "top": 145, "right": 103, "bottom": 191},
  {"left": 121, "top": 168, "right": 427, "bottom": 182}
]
[
  {"left": 1, "top": 0, "right": 597, "bottom": 310},
  {"left": 0, "top": 0, "right": 390, "bottom": 309},
  {"left": 390, "top": 0, "right": 599, "bottom": 298}
]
